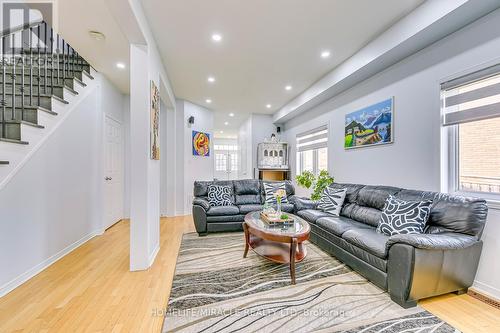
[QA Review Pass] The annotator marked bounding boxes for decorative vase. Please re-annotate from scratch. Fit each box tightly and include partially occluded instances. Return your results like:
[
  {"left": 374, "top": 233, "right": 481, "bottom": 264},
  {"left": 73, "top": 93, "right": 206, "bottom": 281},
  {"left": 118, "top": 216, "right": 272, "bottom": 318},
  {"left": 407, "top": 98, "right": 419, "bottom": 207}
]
[{"left": 276, "top": 199, "right": 282, "bottom": 216}]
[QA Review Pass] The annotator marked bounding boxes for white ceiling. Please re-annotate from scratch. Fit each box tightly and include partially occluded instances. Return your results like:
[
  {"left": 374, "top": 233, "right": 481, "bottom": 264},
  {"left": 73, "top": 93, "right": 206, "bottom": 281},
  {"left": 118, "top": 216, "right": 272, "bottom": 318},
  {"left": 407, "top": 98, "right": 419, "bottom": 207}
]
[
  {"left": 141, "top": 0, "right": 425, "bottom": 137},
  {"left": 58, "top": 0, "right": 130, "bottom": 93}
]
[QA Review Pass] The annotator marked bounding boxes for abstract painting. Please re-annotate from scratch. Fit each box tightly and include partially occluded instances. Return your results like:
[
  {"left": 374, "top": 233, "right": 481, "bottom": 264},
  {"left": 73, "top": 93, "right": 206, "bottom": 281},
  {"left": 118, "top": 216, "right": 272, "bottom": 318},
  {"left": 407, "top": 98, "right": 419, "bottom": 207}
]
[
  {"left": 150, "top": 80, "right": 160, "bottom": 160},
  {"left": 192, "top": 131, "right": 210, "bottom": 157},
  {"left": 345, "top": 97, "right": 393, "bottom": 149}
]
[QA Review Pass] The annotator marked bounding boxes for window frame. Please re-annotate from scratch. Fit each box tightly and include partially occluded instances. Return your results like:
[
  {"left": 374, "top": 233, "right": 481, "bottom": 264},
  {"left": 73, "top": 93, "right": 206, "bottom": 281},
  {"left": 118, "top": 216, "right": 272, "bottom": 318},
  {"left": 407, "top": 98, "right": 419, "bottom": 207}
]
[
  {"left": 296, "top": 125, "right": 329, "bottom": 176},
  {"left": 442, "top": 64, "right": 500, "bottom": 206},
  {"left": 448, "top": 122, "right": 500, "bottom": 204}
]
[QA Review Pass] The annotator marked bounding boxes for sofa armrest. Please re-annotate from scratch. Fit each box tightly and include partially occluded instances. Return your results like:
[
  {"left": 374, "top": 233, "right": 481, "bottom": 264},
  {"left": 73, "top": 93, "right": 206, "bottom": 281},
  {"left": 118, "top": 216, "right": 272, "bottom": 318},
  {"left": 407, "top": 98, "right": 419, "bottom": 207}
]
[
  {"left": 290, "top": 196, "right": 317, "bottom": 211},
  {"left": 387, "top": 232, "right": 478, "bottom": 251},
  {"left": 192, "top": 205, "right": 208, "bottom": 235},
  {"left": 193, "top": 197, "right": 210, "bottom": 211},
  {"left": 387, "top": 238, "right": 483, "bottom": 308}
]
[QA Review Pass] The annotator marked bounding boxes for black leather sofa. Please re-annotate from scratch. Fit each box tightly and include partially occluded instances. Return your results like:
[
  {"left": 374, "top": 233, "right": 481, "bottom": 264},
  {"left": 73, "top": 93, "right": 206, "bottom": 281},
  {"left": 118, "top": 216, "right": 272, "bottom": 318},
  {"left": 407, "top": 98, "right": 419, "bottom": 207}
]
[
  {"left": 192, "top": 179, "right": 296, "bottom": 234},
  {"left": 294, "top": 183, "right": 488, "bottom": 308}
]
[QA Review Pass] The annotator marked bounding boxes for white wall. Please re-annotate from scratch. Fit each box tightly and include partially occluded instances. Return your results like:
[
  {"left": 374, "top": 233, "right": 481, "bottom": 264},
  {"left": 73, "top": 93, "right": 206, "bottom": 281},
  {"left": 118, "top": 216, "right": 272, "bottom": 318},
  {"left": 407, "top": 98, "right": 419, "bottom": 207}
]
[
  {"left": 0, "top": 74, "right": 126, "bottom": 297},
  {"left": 238, "top": 117, "right": 252, "bottom": 179},
  {"left": 127, "top": 0, "right": 177, "bottom": 271},
  {"left": 238, "top": 114, "right": 278, "bottom": 179},
  {"left": 283, "top": 8, "right": 500, "bottom": 299},
  {"left": 181, "top": 100, "right": 214, "bottom": 214},
  {"left": 160, "top": 101, "right": 176, "bottom": 217}
]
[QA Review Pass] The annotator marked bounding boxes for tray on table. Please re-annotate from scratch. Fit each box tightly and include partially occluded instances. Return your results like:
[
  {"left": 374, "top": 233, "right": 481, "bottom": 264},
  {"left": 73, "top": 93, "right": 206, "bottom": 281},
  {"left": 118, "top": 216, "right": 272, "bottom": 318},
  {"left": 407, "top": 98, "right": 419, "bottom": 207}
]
[{"left": 260, "top": 212, "right": 294, "bottom": 225}]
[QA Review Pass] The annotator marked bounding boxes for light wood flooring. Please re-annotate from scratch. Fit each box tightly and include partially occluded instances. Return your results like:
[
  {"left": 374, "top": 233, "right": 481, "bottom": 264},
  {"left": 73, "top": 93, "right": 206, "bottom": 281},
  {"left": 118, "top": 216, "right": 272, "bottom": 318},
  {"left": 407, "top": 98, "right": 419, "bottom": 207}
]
[{"left": 0, "top": 216, "right": 498, "bottom": 332}]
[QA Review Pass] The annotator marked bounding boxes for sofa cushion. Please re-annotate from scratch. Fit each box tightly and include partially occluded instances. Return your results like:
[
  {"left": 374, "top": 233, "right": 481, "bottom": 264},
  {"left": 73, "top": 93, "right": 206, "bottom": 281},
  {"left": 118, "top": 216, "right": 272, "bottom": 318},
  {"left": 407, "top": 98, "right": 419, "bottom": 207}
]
[
  {"left": 234, "top": 179, "right": 260, "bottom": 195},
  {"left": 281, "top": 203, "right": 294, "bottom": 213},
  {"left": 206, "top": 205, "right": 240, "bottom": 216},
  {"left": 207, "top": 184, "right": 234, "bottom": 207},
  {"left": 263, "top": 182, "right": 288, "bottom": 204},
  {"left": 233, "top": 180, "right": 262, "bottom": 205},
  {"left": 356, "top": 185, "right": 401, "bottom": 210},
  {"left": 235, "top": 194, "right": 262, "bottom": 205},
  {"left": 341, "top": 239, "right": 388, "bottom": 272},
  {"left": 346, "top": 205, "right": 381, "bottom": 227},
  {"left": 328, "top": 183, "right": 364, "bottom": 204},
  {"left": 260, "top": 180, "right": 295, "bottom": 202},
  {"left": 206, "top": 215, "right": 245, "bottom": 223},
  {"left": 297, "top": 209, "right": 332, "bottom": 223},
  {"left": 317, "top": 187, "right": 347, "bottom": 216},
  {"left": 194, "top": 180, "right": 234, "bottom": 197},
  {"left": 342, "top": 228, "right": 389, "bottom": 259},
  {"left": 238, "top": 204, "right": 263, "bottom": 214},
  {"left": 316, "top": 216, "right": 373, "bottom": 237},
  {"left": 377, "top": 196, "right": 433, "bottom": 236}
]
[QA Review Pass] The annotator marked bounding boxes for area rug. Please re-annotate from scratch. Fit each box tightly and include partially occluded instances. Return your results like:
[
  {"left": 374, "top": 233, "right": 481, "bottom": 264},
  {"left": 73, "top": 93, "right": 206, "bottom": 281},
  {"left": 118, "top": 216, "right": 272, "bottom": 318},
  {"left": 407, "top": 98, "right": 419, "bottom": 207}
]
[{"left": 163, "top": 233, "right": 459, "bottom": 333}]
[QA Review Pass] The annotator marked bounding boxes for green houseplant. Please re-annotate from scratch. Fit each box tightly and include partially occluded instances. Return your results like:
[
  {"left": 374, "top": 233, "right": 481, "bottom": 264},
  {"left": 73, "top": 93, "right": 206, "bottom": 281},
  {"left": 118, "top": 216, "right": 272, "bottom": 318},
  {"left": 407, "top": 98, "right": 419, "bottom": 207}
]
[{"left": 295, "top": 170, "right": 334, "bottom": 201}]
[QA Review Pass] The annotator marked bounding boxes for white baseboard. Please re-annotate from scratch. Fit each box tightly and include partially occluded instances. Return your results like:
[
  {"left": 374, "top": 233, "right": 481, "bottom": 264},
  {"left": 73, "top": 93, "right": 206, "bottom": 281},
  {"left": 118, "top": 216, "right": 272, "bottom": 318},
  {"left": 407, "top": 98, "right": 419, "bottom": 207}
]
[
  {"left": 0, "top": 229, "right": 102, "bottom": 298},
  {"left": 148, "top": 244, "right": 160, "bottom": 267},
  {"left": 473, "top": 280, "right": 500, "bottom": 300}
]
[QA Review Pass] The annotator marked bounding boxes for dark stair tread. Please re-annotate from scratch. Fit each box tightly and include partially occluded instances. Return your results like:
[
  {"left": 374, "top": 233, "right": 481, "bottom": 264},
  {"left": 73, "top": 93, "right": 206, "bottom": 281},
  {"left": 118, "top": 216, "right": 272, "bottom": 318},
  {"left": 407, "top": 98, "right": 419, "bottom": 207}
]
[
  {"left": 0, "top": 92, "right": 69, "bottom": 104},
  {"left": 0, "top": 138, "right": 29, "bottom": 145},
  {"left": 0, "top": 161, "right": 9, "bottom": 165},
  {"left": 1, "top": 105, "right": 58, "bottom": 116},
  {"left": 0, "top": 82, "right": 79, "bottom": 95},
  {"left": 2, "top": 120, "right": 44, "bottom": 129}
]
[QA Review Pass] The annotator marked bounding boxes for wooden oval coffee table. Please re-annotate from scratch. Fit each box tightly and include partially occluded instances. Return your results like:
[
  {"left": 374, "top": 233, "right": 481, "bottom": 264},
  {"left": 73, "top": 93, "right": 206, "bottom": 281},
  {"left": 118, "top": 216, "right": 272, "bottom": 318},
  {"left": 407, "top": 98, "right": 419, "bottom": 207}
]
[{"left": 243, "top": 211, "right": 311, "bottom": 284}]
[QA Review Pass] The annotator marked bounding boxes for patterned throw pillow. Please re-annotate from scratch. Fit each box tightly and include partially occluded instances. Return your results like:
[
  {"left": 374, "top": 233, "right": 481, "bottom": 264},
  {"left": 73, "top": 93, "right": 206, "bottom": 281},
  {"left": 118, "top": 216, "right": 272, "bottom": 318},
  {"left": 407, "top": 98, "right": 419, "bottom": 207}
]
[
  {"left": 377, "top": 196, "right": 433, "bottom": 236},
  {"left": 207, "top": 184, "right": 234, "bottom": 207},
  {"left": 263, "top": 182, "right": 288, "bottom": 204},
  {"left": 317, "top": 187, "right": 347, "bottom": 216}
]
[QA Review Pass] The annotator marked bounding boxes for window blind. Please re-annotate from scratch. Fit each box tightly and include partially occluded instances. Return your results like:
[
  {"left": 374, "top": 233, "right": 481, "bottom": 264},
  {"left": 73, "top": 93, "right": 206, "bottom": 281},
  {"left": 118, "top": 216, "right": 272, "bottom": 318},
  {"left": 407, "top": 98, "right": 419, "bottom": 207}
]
[
  {"left": 442, "top": 64, "right": 500, "bottom": 126},
  {"left": 296, "top": 125, "right": 328, "bottom": 152}
]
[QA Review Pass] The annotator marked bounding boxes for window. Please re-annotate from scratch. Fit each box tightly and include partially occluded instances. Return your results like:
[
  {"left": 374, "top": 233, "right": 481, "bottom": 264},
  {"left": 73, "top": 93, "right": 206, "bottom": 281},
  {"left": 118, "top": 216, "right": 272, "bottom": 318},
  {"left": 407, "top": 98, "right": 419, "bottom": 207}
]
[
  {"left": 215, "top": 153, "right": 227, "bottom": 172},
  {"left": 230, "top": 153, "right": 238, "bottom": 171},
  {"left": 296, "top": 125, "right": 328, "bottom": 175},
  {"left": 442, "top": 64, "right": 500, "bottom": 197}
]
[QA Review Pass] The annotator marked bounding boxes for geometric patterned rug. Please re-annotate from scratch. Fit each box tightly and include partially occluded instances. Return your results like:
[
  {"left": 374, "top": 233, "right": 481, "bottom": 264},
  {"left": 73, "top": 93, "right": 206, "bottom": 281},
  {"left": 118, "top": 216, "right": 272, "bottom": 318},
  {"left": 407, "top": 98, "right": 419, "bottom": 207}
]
[{"left": 163, "top": 233, "right": 460, "bottom": 332}]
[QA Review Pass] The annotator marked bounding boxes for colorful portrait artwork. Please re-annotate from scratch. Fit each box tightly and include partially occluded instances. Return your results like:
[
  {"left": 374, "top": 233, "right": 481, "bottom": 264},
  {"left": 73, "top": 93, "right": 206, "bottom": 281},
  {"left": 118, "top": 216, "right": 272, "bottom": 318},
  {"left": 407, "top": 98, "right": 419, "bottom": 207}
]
[
  {"left": 150, "top": 80, "right": 160, "bottom": 160},
  {"left": 192, "top": 131, "right": 210, "bottom": 157},
  {"left": 345, "top": 97, "right": 394, "bottom": 149}
]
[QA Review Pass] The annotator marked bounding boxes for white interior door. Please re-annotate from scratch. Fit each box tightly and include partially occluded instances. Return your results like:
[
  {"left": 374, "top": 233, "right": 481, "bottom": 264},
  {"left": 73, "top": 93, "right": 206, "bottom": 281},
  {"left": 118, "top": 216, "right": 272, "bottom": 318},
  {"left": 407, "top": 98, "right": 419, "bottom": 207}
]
[
  {"left": 214, "top": 146, "right": 239, "bottom": 180},
  {"left": 104, "top": 116, "right": 124, "bottom": 229}
]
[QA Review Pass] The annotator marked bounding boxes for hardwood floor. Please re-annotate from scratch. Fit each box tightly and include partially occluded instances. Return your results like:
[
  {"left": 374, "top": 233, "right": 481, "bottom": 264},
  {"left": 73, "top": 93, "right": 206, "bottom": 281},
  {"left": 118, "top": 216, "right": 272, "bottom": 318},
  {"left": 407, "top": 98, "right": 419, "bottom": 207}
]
[{"left": 0, "top": 215, "right": 498, "bottom": 332}]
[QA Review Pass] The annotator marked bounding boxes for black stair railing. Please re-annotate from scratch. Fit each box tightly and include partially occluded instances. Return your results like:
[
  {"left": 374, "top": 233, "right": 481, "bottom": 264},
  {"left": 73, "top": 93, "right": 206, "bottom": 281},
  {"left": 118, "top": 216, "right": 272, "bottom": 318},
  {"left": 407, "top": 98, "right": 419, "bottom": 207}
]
[{"left": 0, "top": 20, "right": 91, "bottom": 140}]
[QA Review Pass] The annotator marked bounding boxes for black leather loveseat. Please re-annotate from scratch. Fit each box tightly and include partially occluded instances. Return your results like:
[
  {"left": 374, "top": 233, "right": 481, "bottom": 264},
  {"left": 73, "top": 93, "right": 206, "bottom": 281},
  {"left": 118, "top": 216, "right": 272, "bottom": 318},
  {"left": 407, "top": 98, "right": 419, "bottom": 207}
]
[
  {"left": 294, "top": 183, "right": 488, "bottom": 308},
  {"left": 192, "top": 179, "right": 296, "bottom": 235}
]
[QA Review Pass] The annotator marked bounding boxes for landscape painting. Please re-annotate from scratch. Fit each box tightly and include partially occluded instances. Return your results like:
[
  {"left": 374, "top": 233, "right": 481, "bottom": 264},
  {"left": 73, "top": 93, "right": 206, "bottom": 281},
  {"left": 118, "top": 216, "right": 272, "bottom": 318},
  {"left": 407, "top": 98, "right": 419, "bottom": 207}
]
[{"left": 345, "top": 98, "right": 393, "bottom": 149}]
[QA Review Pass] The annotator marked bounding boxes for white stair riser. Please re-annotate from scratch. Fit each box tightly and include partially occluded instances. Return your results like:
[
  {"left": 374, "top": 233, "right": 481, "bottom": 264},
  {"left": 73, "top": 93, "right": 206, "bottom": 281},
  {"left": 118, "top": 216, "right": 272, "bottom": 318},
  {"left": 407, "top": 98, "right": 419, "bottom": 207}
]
[{"left": 0, "top": 75, "right": 97, "bottom": 186}]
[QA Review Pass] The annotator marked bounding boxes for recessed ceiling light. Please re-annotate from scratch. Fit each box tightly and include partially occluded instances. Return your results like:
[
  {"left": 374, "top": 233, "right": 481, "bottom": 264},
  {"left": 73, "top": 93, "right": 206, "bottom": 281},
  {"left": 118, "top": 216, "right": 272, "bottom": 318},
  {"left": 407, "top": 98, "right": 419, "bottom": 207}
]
[
  {"left": 229, "top": 113, "right": 234, "bottom": 117},
  {"left": 89, "top": 31, "right": 105, "bottom": 41},
  {"left": 211, "top": 33, "right": 222, "bottom": 42},
  {"left": 116, "top": 62, "right": 126, "bottom": 69},
  {"left": 224, "top": 121, "right": 229, "bottom": 126},
  {"left": 220, "top": 130, "right": 224, "bottom": 134},
  {"left": 321, "top": 50, "right": 331, "bottom": 58},
  {"left": 285, "top": 85, "right": 292, "bottom": 91},
  {"left": 266, "top": 104, "right": 272, "bottom": 109},
  {"left": 206, "top": 99, "right": 212, "bottom": 104},
  {"left": 208, "top": 76, "right": 215, "bottom": 83}
]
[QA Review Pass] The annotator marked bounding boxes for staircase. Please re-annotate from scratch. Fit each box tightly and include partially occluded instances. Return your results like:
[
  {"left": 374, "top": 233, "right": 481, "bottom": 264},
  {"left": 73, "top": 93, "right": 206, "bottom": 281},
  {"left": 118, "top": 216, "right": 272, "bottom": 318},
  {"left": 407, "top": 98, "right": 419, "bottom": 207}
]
[{"left": 0, "top": 21, "right": 96, "bottom": 182}]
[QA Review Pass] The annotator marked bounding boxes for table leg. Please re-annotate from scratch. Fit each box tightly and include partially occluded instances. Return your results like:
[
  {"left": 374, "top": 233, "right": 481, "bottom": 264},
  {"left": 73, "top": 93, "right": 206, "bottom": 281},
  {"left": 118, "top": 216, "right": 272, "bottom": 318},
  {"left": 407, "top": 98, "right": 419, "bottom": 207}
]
[
  {"left": 290, "top": 238, "right": 297, "bottom": 284},
  {"left": 243, "top": 222, "right": 249, "bottom": 258}
]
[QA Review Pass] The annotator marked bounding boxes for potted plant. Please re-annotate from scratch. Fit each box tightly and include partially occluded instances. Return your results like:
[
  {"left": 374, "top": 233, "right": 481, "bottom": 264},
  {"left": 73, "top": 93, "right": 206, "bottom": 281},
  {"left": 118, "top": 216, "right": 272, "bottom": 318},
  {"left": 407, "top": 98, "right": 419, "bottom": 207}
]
[{"left": 295, "top": 170, "right": 334, "bottom": 201}]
